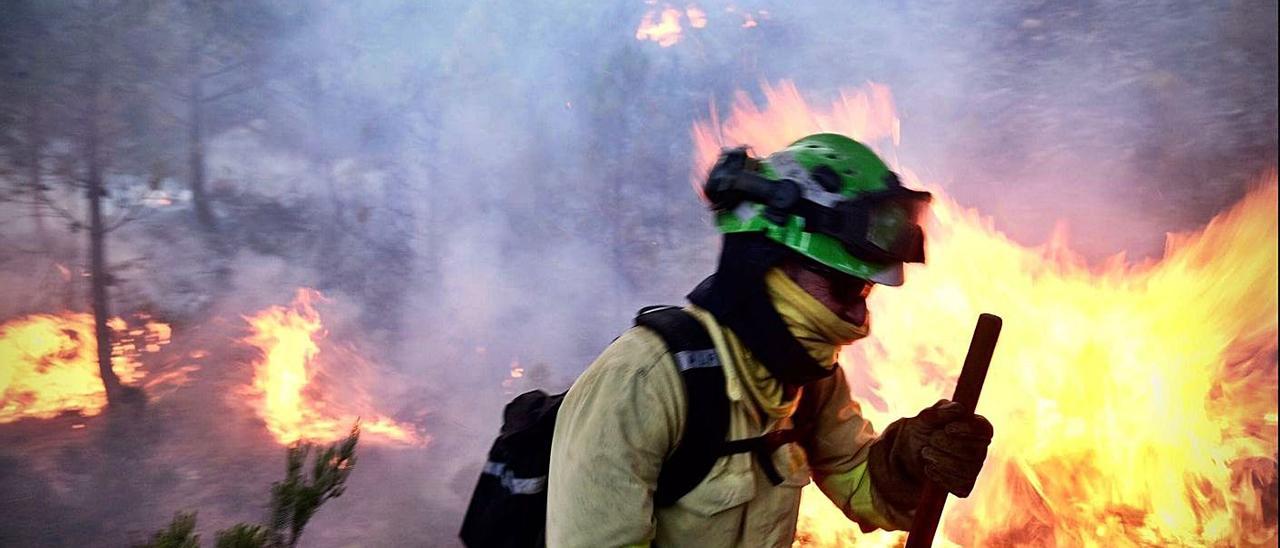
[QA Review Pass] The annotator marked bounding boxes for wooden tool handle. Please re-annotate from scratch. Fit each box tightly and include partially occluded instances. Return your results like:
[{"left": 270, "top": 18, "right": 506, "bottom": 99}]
[{"left": 904, "top": 313, "right": 1002, "bottom": 548}]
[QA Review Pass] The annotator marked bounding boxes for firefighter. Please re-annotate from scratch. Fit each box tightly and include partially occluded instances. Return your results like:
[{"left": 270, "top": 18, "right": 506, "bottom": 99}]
[{"left": 546, "top": 133, "right": 994, "bottom": 547}]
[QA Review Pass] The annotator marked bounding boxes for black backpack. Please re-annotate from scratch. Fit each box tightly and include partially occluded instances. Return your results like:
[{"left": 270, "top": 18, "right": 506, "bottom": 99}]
[{"left": 459, "top": 306, "right": 812, "bottom": 548}]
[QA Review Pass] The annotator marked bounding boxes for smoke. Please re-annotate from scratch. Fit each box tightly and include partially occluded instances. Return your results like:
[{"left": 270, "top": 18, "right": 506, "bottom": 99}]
[
  {"left": 309, "top": 3, "right": 1278, "bottom": 544},
  {"left": 1, "top": 1, "right": 1275, "bottom": 546}
]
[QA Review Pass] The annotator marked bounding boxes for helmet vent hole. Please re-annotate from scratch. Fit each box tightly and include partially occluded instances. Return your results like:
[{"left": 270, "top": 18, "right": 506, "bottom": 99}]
[
  {"left": 811, "top": 165, "right": 843, "bottom": 192},
  {"left": 824, "top": 153, "right": 839, "bottom": 160}
]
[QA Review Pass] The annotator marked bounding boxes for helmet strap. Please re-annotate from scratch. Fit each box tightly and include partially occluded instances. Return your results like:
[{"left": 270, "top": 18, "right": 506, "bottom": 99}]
[{"left": 687, "top": 233, "right": 837, "bottom": 387}]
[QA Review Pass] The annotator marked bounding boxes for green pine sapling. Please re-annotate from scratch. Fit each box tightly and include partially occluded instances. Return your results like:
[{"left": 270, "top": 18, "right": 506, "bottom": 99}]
[{"left": 139, "top": 424, "right": 360, "bottom": 548}]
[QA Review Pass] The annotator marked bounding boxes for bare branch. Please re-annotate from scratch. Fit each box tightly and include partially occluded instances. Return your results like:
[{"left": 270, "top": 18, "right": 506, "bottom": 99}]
[
  {"left": 104, "top": 192, "right": 153, "bottom": 232},
  {"left": 203, "top": 78, "right": 260, "bottom": 103},
  {"left": 143, "top": 78, "right": 193, "bottom": 101},
  {"left": 201, "top": 58, "right": 248, "bottom": 80},
  {"left": 34, "top": 191, "right": 84, "bottom": 227},
  {"left": 104, "top": 204, "right": 148, "bottom": 232}
]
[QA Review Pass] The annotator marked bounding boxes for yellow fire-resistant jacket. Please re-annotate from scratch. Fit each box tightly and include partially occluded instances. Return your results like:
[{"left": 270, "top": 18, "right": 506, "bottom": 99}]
[{"left": 546, "top": 306, "right": 911, "bottom": 548}]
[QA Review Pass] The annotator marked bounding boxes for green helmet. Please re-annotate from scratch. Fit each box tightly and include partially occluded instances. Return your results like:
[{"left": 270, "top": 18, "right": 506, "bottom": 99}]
[{"left": 703, "top": 133, "right": 931, "bottom": 286}]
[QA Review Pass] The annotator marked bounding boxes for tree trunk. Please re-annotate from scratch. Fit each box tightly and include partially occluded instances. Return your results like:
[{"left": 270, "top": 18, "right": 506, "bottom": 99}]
[
  {"left": 84, "top": 57, "right": 124, "bottom": 404},
  {"left": 27, "top": 103, "right": 48, "bottom": 240},
  {"left": 188, "top": 40, "right": 215, "bottom": 229}
]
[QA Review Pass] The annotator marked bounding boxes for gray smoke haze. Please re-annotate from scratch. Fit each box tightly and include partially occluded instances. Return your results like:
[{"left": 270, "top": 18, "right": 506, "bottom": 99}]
[{"left": 0, "top": 1, "right": 1275, "bottom": 546}]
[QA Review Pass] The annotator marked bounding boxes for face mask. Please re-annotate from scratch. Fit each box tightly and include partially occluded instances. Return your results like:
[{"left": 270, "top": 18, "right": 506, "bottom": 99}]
[{"left": 764, "top": 268, "right": 870, "bottom": 365}]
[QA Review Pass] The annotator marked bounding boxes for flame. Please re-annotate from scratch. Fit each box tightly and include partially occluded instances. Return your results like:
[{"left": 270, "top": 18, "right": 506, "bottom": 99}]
[
  {"left": 693, "top": 81, "right": 1279, "bottom": 546},
  {"left": 635, "top": 7, "right": 684, "bottom": 47},
  {"left": 687, "top": 6, "right": 707, "bottom": 28},
  {"left": 242, "top": 288, "right": 424, "bottom": 447},
  {"left": 635, "top": 3, "right": 762, "bottom": 46},
  {"left": 724, "top": 4, "right": 767, "bottom": 28},
  {"left": 1, "top": 312, "right": 169, "bottom": 423},
  {"left": 692, "top": 80, "right": 900, "bottom": 197}
]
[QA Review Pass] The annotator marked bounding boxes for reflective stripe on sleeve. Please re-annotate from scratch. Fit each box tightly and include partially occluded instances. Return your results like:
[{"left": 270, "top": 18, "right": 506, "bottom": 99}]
[{"left": 481, "top": 460, "right": 548, "bottom": 495}]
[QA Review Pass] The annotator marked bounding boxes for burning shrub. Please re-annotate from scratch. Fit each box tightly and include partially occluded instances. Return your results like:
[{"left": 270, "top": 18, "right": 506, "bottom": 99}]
[{"left": 241, "top": 288, "right": 424, "bottom": 447}]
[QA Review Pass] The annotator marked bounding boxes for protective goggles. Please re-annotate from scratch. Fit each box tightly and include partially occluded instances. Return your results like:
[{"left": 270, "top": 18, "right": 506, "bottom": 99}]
[{"left": 705, "top": 148, "right": 931, "bottom": 265}]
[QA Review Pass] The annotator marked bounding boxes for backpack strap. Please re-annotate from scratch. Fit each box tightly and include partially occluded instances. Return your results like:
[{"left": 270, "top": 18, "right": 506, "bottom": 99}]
[
  {"left": 635, "top": 305, "right": 823, "bottom": 505},
  {"left": 634, "top": 306, "right": 729, "bottom": 507},
  {"left": 716, "top": 381, "right": 824, "bottom": 485}
]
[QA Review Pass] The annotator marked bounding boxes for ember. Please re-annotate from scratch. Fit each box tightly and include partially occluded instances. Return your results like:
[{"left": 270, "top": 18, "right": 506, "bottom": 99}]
[
  {"left": 242, "top": 288, "right": 424, "bottom": 447},
  {"left": 0, "top": 312, "right": 168, "bottom": 423},
  {"left": 694, "top": 82, "right": 1279, "bottom": 547}
]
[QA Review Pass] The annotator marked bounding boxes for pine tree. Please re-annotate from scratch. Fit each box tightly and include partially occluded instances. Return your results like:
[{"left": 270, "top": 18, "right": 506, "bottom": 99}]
[{"left": 139, "top": 425, "right": 360, "bottom": 548}]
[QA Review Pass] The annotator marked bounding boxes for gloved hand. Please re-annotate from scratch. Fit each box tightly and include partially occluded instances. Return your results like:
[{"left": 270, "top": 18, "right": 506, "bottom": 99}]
[{"left": 867, "top": 400, "right": 994, "bottom": 511}]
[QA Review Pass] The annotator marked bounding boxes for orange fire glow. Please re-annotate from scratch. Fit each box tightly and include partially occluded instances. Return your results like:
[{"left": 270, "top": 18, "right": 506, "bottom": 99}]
[
  {"left": 635, "top": 7, "right": 685, "bottom": 47},
  {"left": 693, "top": 81, "right": 1279, "bottom": 547},
  {"left": 1, "top": 312, "right": 169, "bottom": 423},
  {"left": 687, "top": 6, "right": 708, "bottom": 28},
  {"left": 242, "top": 288, "right": 424, "bottom": 447},
  {"left": 636, "top": 3, "right": 763, "bottom": 47}
]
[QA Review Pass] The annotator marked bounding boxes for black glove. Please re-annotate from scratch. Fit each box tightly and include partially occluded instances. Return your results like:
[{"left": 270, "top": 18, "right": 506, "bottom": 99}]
[{"left": 867, "top": 400, "right": 994, "bottom": 511}]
